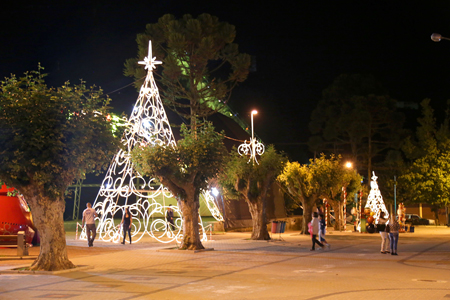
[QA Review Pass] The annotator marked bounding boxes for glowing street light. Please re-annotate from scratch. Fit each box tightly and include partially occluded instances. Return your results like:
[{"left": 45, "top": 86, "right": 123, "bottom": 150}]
[
  {"left": 431, "top": 33, "right": 450, "bottom": 42},
  {"left": 211, "top": 187, "right": 219, "bottom": 197},
  {"left": 345, "top": 161, "right": 353, "bottom": 169}
]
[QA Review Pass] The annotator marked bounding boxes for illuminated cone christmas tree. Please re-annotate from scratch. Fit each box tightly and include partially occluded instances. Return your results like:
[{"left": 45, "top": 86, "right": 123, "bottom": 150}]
[
  {"left": 84, "top": 41, "right": 221, "bottom": 244},
  {"left": 365, "top": 171, "right": 389, "bottom": 223}
]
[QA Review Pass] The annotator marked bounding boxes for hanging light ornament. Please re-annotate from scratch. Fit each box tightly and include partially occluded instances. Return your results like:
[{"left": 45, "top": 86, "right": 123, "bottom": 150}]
[{"left": 238, "top": 110, "right": 265, "bottom": 164}]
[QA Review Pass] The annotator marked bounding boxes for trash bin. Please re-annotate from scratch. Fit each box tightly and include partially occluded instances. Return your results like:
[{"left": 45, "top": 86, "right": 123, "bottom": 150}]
[
  {"left": 280, "top": 221, "right": 286, "bottom": 233},
  {"left": 271, "top": 221, "right": 278, "bottom": 233}
]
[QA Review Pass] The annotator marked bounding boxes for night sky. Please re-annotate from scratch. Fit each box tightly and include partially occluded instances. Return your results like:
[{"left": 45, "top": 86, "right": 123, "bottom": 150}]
[{"left": 2, "top": 1, "right": 450, "bottom": 162}]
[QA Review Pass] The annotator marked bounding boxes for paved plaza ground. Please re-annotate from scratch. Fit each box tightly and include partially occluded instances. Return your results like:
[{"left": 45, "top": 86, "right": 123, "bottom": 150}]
[{"left": 0, "top": 226, "right": 449, "bottom": 299}]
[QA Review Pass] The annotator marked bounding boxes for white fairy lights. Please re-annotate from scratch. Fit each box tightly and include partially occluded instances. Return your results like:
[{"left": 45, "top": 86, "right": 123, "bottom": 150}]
[
  {"left": 365, "top": 171, "right": 389, "bottom": 223},
  {"left": 80, "top": 41, "right": 223, "bottom": 244}
]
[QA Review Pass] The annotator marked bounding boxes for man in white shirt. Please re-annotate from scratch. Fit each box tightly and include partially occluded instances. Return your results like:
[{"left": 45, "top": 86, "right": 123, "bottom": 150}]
[
  {"left": 310, "top": 212, "right": 324, "bottom": 251},
  {"left": 82, "top": 202, "right": 98, "bottom": 247}
]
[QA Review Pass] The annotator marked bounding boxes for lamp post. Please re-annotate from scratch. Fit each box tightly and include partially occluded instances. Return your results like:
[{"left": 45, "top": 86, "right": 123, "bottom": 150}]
[
  {"left": 251, "top": 110, "right": 258, "bottom": 165},
  {"left": 431, "top": 33, "right": 450, "bottom": 42},
  {"left": 342, "top": 162, "right": 354, "bottom": 231},
  {"left": 431, "top": 33, "right": 450, "bottom": 226}
]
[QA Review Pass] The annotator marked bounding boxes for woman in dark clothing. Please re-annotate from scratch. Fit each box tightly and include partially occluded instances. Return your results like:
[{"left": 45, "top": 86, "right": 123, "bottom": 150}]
[
  {"left": 377, "top": 212, "right": 390, "bottom": 254},
  {"left": 120, "top": 207, "right": 132, "bottom": 244}
]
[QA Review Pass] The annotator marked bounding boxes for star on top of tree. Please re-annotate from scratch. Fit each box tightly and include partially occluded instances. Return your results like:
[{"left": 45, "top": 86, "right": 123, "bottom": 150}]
[
  {"left": 138, "top": 41, "right": 162, "bottom": 71},
  {"left": 371, "top": 171, "right": 378, "bottom": 182}
]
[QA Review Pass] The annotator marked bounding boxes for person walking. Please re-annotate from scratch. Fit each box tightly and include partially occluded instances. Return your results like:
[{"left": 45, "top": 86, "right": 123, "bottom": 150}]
[
  {"left": 166, "top": 204, "right": 175, "bottom": 231},
  {"left": 310, "top": 212, "right": 324, "bottom": 251},
  {"left": 82, "top": 202, "right": 98, "bottom": 247},
  {"left": 318, "top": 214, "right": 330, "bottom": 248},
  {"left": 388, "top": 214, "right": 400, "bottom": 255},
  {"left": 377, "top": 212, "right": 390, "bottom": 254},
  {"left": 120, "top": 207, "right": 132, "bottom": 244}
]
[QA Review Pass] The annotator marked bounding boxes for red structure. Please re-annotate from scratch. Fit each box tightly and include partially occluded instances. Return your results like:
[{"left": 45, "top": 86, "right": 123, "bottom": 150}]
[{"left": 0, "top": 185, "right": 35, "bottom": 244}]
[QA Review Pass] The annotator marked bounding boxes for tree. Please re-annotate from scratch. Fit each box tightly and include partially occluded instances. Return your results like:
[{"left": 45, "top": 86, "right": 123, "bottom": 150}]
[
  {"left": 124, "top": 13, "right": 251, "bottom": 129},
  {"left": 279, "top": 154, "right": 362, "bottom": 233},
  {"left": 131, "top": 122, "right": 227, "bottom": 250},
  {"left": 0, "top": 67, "right": 120, "bottom": 271},
  {"left": 278, "top": 161, "right": 321, "bottom": 234},
  {"left": 219, "top": 146, "right": 286, "bottom": 240},
  {"left": 315, "top": 154, "right": 362, "bottom": 231},
  {"left": 400, "top": 99, "right": 450, "bottom": 220},
  {"left": 308, "top": 74, "right": 405, "bottom": 180}
]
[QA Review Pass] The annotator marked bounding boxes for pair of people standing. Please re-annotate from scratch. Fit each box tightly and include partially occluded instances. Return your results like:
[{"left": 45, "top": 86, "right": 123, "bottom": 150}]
[
  {"left": 310, "top": 212, "right": 330, "bottom": 251},
  {"left": 378, "top": 212, "right": 399, "bottom": 255}
]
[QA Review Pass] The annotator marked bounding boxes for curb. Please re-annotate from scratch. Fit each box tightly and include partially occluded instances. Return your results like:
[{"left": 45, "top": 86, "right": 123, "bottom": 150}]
[{"left": 0, "top": 265, "right": 94, "bottom": 275}]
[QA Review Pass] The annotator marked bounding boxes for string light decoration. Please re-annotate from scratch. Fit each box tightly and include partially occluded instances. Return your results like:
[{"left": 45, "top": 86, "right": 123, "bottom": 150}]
[
  {"left": 80, "top": 41, "right": 222, "bottom": 244},
  {"left": 364, "top": 171, "right": 389, "bottom": 224},
  {"left": 342, "top": 186, "right": 347, "bottom": 230},
  {"left": 203, "top": 190, "right": 224, "bottom": 222},
  {"left": 238, "top": 110, "right": 264, "bottom": 164}
]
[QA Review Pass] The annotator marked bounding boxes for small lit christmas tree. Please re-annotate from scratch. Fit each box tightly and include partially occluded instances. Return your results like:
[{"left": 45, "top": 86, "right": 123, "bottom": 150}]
[{"left": 365, "top": 171, "right": 389, "bottom": 223}]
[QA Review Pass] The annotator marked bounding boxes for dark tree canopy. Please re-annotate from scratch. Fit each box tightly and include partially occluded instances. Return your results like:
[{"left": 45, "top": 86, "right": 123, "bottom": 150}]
[
  {"left": 400, "top": 99, "right": 450, "bottom": 208},
  {"left": 308, "top": 74, "right": 406, "bottom": 180},
  {"left": 124, "top": 13, "right": 251, "bottom": 128}
]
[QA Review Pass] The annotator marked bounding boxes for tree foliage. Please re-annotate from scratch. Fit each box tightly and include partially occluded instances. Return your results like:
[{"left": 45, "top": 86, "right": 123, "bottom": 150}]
[
  {"left": 400, "top": 99, "right": 450, "bottom": 208},
  {"left": 124, "top": 13, "right": 251, "bottom": 128},
  {"left": 279, "top": 154, "right": 362, "bottom": 232},
  {"left": 278, "top": 160, "right": 320, "bottom": 234},
  {"left": 219, "top": 146, "right": 286, "bottom": 240},
  {"left": 131, "top": 122, "right": 227, "bottom": 249},
  {"left": 0, "top": 67, "right": 121, "bottom": 270},
  {"left": 308, "top": 74, "right": 405, "bottom": 180},
  {"left": 314, "top": 154, "right": 362, "bottom": 230}
]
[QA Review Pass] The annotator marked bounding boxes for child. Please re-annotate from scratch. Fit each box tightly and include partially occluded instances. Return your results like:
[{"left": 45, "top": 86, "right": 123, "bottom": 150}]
[
  {"left": 310, "top": 212, "right": 324, "bottom": 251},
  {"left": 319, "top": 214, "right": 330, "bottom": 248}
]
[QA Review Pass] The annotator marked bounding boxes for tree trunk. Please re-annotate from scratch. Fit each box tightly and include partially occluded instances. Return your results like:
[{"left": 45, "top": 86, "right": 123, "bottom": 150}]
[
  {"left": 331, "top": 201, "right": 342, "bottom": 231},
  {"left": 25, "top": 192, "right": 75, "bottom": 271},
  {"left": 247, "top": 198, "right": 270, "bottom": 240},
  {"left": 177, "top": 189, "right": 204, "bottom": 250},
  {"left": 302, "top": 202, "right": 314, "bottom": 235},
  {"left": 338, "top": 201, "right": 344, "bottom": 231}
]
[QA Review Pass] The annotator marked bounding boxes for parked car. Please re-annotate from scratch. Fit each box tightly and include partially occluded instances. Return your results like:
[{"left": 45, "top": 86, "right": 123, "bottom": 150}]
[{"left": 404, "top": 214, "right": 429, "bottom": 225}]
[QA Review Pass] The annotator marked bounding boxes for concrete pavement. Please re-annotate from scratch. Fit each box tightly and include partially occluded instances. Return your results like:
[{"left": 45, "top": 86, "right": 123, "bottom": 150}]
[{"left": 0, "top": 226, "right": 449, "bottom": 299}]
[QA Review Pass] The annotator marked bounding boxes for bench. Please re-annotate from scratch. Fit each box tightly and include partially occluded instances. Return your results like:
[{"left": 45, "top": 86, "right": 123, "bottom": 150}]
[{"left": 0, "top": 231, "right": 29, "bottom": 256}]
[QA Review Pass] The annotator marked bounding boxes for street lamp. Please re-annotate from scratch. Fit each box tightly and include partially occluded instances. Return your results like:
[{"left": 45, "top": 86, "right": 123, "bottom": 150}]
[
  {"left": 431, "top": 33, "right": 450, "bottom": 42},
  {"left": 251, "top": 110, "right": 258, "bottom": 164},
  {"left": 237, "top": 110, "right": 265, "bottom": 164},
  {"left": 341, "top": 161, "right": 353, "bottom": 231}
]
